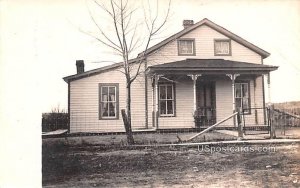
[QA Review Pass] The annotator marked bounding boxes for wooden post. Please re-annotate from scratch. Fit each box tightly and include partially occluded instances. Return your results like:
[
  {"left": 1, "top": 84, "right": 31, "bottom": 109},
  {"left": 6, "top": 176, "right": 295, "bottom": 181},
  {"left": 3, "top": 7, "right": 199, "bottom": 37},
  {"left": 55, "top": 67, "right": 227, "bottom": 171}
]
[
  {"left": 193, "top": 76, "right": 197, "bottom": 112},
  {"left": 269, "top": 104, "right": 276, "bottom": 139},
  {"left": 151, "top": 76, "right": 155, "bottom": 128},
  {"left": 154, "top": 74, "right": 162, "bottom": 129},
  {"left": 188, "top": 74, "right": 201, "bottom": 113},
  {"left": 237, "top": 110, "right": 243, "bottom": 140},
  {"left": 226, "top": 74, "right": 240, "bottom": 127},
  {"left": 267, "top": 73, "right": 271, "bottom": 106}
]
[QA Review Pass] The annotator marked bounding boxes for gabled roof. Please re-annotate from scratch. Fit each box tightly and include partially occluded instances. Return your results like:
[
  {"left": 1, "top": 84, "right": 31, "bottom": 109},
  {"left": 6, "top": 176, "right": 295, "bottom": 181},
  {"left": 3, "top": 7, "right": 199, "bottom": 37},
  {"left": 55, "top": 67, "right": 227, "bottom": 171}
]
[
  {"left": 64, "top": 18, "right": 271, "bottom": 82},
  {"left": 142, "top": 18, "right": 270, "bottom": 58},
  {"left": 147, "top": 59, "right": 278, "bottom": 74}
]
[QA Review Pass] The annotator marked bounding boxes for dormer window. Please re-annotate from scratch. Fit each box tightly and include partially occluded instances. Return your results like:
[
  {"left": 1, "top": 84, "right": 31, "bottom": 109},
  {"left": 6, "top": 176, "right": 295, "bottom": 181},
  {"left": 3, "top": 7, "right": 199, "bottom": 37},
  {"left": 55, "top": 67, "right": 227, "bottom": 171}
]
[
  {"left": 214, "top": 39, "right": 231, "bottom": 56},
  {"left": 178, "top": 39, "right": 195, "bottom": 56}
]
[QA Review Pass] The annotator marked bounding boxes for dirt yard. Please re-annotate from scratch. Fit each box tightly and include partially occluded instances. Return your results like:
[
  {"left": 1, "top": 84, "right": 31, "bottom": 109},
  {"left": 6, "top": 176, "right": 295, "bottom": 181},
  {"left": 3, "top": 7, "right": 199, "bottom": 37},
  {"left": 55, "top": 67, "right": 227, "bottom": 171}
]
[{"left": 42, "top": 135, "right": 300, "bottom": 187}]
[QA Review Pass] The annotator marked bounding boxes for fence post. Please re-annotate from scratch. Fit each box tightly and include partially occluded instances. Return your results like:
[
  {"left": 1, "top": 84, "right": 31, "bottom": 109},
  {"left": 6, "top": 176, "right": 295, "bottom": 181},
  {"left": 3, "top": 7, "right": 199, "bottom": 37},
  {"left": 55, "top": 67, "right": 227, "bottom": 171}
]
[
  {"left": 237, "top": 111, "right": 243, "bottom": 140},
  {"left": 269, "top": 105, "right": 276, "bottom": 139}
]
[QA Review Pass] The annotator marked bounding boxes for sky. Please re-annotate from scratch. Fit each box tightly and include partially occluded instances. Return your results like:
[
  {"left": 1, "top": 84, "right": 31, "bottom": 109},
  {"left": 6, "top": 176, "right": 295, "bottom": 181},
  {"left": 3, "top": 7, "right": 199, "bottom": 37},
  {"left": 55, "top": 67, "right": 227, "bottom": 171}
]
[{"left": 0, "top": 0, "right": 300, "bottom": 187}]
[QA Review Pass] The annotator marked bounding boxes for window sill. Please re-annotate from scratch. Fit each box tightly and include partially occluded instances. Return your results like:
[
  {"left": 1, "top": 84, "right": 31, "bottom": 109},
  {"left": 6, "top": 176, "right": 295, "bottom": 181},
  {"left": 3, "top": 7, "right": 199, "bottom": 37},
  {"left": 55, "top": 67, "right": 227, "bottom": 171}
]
[
  {"left": 159, "top": 115, "right": 176, "bottom": 118},
  {"left": 178, "top": 53, "right": 196, "bottom": 56},
  {"left": 241, "top": 112, "right": 251, "bottom": 115},
  {"left": 214, "top": 53, "right": 231, "bottom": 56},
  {"left": 99, "top": 117, "right": 119, "bottom": 120}
]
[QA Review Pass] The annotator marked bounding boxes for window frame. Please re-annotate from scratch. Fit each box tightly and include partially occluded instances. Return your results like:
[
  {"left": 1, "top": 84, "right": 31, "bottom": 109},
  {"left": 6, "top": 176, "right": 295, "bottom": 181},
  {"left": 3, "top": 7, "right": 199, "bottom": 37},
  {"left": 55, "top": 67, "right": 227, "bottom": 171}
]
[
  {"left": 214, "top": 39, "right": 231, "bottom": 56},
  {"left": 177, "top": 38, "right": 196, "bottom": 56},
  {"left": 99, "top": 83, "right": 119, "bottom": 120},
  {"left": 158, "top": 83, "right": 176, "bottom": 117},
  {"left": 235, "top": 81, "right": 251, "bottom": 114}
]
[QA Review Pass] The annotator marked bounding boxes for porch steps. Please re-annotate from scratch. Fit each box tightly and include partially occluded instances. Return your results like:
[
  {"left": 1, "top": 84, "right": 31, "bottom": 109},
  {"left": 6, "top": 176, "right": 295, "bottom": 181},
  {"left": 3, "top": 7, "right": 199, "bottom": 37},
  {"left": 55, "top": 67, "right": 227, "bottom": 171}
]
[{"left": 215, "top": 130, "right": 268, "bottom": 140}]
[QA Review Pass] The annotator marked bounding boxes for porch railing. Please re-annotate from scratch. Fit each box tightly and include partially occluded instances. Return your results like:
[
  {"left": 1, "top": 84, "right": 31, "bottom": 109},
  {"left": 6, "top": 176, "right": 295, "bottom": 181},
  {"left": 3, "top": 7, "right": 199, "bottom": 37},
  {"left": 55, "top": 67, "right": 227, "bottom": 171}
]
[{"left": 194, "top": 107, "right": 216, "bottom": 127}]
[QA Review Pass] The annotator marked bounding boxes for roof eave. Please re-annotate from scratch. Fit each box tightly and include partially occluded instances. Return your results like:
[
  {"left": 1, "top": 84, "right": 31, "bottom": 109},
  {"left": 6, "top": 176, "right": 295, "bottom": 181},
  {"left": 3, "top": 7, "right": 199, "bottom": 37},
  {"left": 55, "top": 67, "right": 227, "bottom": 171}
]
[
  {"left": 147, "top": 66, "right": 278, "bottom": 74},
  {"left": 62, "top": 62, "right": 123, "bottom": 83},
  {"left": 62, "top": 57, "right": 143, "bottom": 83}
]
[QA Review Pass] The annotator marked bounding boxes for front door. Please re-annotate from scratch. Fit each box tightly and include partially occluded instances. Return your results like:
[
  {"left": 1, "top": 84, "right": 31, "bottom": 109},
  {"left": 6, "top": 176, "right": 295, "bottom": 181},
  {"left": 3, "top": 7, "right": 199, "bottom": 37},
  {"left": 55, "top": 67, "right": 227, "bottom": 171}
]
[{"left": 195, "top": 81, "right": 216, "bottom": 127}]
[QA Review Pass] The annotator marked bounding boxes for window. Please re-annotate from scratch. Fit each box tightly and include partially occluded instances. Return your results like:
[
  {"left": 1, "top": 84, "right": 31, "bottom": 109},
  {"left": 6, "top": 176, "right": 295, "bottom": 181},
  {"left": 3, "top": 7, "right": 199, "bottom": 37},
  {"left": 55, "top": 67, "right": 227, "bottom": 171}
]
[
  {"left": 159, "top": 84, "right": 175, "bottom": 116},
  {"left": 178, "top": 39, "right": 195, "bottom": 55},
  {"left": 235, "top": 82, "right": 250, "bottom": 113},
  {"left": 99, "top": 83, "right": 119, "bottom": 119},
  {"left": 214, "top": 39, "right": 231, "bottom": 55}
]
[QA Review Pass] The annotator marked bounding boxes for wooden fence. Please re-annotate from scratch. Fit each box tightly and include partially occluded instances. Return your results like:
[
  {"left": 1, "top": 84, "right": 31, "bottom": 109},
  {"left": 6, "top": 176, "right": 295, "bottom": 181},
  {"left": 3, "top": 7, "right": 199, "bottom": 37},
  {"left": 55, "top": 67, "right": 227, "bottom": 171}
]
[{"left": 42, "top": 113, "right": 69, "bottom": 132}]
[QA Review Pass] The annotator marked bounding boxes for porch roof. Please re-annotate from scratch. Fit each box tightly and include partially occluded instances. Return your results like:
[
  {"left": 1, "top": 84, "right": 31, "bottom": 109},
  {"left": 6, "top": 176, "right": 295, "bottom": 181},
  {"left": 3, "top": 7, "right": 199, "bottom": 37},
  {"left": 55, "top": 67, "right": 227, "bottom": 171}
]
[{"left": 147, "top": 59, "right": 278, "bottom": 75}]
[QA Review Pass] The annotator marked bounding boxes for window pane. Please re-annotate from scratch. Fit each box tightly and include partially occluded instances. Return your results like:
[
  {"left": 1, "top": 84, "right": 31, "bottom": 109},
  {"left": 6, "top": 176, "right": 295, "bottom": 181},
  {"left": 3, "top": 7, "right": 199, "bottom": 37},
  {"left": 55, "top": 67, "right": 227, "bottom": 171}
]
[
  {"left": 167, "top": 101, "right": 173, "bottom": 114},
  {"left": 235, "top": 99, "right": 241, "bottom": 110},
  {"left": 159, "top": 86, "right": 166, "bottom": 99},
  {"left": 102, "top": 87, "right": 108, "bottom": 102},
  {"left": 235, "top": 84, "right": 241, "bottom": 98},
  {"left": 101, "top": 102, "right": 108, "bottom": 117},
  {"left": 160, "top": 101, "right": 166, "bottom": 114},
  {"left": 235, "top": 82, "right": 250, "bottom": 113},
  {"left": 179, "top": 40, "right": 193, "bottom": 54},
  {"left": 109, "top": 102, "right": 116, "bottom": 117},
  {"left": 242, "top": 84, "right": 248, "bottom": 97},
  {"left": 109, "top": 87, "right": 116, "bottom": 101},
  {"left": 167, "top": 85, "right": 173, "bottom": 99},
  {"left": 242, "top": 98, "right": 249, "bottom": 109},
  {"left": 215, "top": 41, "right": 229, "bottom": 54}
]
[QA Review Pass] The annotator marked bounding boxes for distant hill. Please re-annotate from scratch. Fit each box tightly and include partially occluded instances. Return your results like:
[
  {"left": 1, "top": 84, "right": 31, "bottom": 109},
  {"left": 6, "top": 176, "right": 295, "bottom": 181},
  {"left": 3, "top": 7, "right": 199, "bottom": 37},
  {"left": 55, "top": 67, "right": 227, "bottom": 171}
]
[{"left": 273, "top": 101, "right": 300, "bottom": 115}]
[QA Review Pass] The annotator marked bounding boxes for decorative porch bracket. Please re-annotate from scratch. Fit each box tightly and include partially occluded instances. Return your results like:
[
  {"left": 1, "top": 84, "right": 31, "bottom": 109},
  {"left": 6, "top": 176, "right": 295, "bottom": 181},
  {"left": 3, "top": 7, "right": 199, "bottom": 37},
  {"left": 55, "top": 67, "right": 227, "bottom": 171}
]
[
  {"left": 188, "top": 74, "right": 202, "bottom": 112},
  {"left": 226, "top": 74, "right": 240, "bottom": 128}
]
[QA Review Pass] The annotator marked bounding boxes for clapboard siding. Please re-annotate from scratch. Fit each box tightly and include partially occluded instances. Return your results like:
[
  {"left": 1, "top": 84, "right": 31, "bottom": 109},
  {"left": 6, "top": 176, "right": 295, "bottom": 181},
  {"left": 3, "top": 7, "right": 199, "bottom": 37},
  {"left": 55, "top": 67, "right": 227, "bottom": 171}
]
[
  {"left": 69, "top": 65, "right": 147, "bottom": 133},
  {"left": 215, "top": 79, "right": 233, "bottom": 126},
  {"left": 148, "top": 25, "right": 261, "bottom": 66},
  {"left": 130, "top": 73, "right": 146, "bottom": 129},
  {"left": 70, "top": 69, "right": 125, "bottom": 132},
  {"left": 243, "top": 76, "right": 265, "bottom": 125},
  {"left": 158, "top": 77, "right": 194, "bottom": 128},
  {"left": 215, "top": 77, "right": 266, "bottom": 127}
]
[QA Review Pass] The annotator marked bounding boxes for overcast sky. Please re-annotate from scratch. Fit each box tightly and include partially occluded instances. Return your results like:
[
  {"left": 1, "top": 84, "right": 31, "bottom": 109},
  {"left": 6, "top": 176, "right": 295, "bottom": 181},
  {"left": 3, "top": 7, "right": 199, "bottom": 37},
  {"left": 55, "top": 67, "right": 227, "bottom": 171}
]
[
  {"left": 1, "top": 0, "right": 300, "bottom": 113},
  {"left": 0, "top": 1, "right": 300, "bottom": 186}
]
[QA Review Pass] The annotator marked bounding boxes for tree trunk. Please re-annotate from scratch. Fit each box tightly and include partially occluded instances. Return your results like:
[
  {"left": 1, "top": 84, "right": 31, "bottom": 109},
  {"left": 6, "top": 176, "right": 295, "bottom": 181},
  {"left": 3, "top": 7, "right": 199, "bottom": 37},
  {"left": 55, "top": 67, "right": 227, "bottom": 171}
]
[{"left": 121, "top": 82, "right": 134, "bottom": 145}]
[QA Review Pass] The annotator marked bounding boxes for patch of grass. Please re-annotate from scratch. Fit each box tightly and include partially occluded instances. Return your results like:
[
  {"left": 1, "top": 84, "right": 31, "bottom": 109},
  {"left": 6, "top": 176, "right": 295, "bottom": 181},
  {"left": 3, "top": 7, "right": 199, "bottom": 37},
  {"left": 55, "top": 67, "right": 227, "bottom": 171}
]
[{"left": 43, "top": 131, "right": 236, "bottom": 150}]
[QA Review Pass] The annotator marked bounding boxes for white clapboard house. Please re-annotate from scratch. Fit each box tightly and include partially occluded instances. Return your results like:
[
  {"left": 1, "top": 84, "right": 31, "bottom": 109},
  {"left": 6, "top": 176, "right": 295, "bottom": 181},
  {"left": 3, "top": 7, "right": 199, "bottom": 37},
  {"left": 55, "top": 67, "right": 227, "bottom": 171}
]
[{"left": 63, "top": 18, "right": 278, "bottom": 133}]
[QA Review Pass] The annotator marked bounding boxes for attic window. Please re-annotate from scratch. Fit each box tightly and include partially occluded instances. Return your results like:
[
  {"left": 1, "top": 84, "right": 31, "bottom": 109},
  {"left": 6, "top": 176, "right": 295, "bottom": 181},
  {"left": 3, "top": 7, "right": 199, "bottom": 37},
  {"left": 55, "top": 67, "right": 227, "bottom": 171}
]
[
  {"left": 214, "top": 39, "right": 231, "bottom": 56},
  {"left": 178, "top": 39, "right": 195, "bottom": 56}
]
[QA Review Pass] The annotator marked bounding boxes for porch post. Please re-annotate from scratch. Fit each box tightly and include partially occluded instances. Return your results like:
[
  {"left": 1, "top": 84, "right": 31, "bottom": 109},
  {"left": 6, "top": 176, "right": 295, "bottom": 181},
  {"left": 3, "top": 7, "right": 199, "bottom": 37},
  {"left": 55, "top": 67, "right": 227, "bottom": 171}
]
[
  {"left": 154, "top": 74, "right": 162, "bottom": 129},
  {"left": 226, "top": 74, "right": 240, "bottom": 112},
  {"left": 151, "top": 76, "right": 155, "bottom": 127},
  {"left": 267, "top": 73, "right": 271, "bottom": 106},
  {"left": 188, "top": 74, "right": 202, "bottom": 112},
  {"left": 226, "top": 74, "right": 240, "bottom": 126}
]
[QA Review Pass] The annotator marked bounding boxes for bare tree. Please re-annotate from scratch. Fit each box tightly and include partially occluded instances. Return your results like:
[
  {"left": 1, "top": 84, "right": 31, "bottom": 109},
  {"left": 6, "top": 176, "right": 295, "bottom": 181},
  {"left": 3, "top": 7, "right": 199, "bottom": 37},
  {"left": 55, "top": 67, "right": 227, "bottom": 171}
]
[
  {"left": 51, "top": 104, "right": 66, "bottom": 113},
  {"left": 84, "top": 0, "right": 170, "bottom": 144}
]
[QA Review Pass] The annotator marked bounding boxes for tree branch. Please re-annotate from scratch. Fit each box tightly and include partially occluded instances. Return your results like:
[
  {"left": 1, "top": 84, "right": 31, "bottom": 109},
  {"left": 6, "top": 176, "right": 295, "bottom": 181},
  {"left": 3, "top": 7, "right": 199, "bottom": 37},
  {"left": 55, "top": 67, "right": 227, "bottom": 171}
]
[{"left": 87, "top": 2, "right": 122, "bottom": 51}]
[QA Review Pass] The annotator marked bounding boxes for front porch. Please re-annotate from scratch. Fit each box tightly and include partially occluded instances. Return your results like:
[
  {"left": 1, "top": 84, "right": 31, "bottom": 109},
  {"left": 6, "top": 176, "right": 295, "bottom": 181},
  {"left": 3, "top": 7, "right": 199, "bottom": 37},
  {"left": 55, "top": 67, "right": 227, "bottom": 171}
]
[{"left": 146, "top": 59, "right": 278, "bottom": 129}]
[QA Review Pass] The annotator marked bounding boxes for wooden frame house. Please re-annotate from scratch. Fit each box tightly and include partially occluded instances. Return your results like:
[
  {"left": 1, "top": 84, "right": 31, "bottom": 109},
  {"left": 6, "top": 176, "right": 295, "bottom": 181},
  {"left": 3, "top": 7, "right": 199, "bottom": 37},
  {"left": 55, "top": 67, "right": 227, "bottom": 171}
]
[{"left": 63, "top": 18, "right": 278, "bottom": 133}]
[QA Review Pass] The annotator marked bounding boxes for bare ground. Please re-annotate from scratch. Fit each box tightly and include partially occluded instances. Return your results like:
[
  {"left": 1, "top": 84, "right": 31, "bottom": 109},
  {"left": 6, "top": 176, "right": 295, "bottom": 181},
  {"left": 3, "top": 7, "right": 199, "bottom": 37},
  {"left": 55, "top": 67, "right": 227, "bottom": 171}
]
[{"left": 42, "top": 135, "right": 300, "bottom": 188}]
